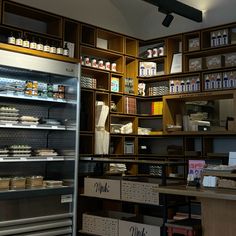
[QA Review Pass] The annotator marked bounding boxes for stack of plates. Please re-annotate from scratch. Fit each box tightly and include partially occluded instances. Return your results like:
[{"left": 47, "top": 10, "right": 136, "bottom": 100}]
[
  {"left": 0, "top": 107, "right": 19, "bottom": 124},
  {"left": 20, "top": 116, "right": 39, "bottom": 125},
  {"left": 8, "top": 145, "right": 32, "bottom": 157}
]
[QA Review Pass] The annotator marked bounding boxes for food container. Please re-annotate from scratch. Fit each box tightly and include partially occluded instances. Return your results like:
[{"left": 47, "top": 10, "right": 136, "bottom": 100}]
[
  {"left": 26, "top": 176, "right": 43, "bottom": 188},
  {"left": 91, "top": 58, "right": 97, "bottom": 67},
  {"left": 0, "top": 178, "right": 10, "bottom": 190},
  {"left": 205, "top": 55, "right": 222, "bottom": 69},
  {"left": 152, "top": 48, "right": 158, "bottom": 57},
  {"left": 189, "top": 58, "right": 202, "bottom": 71},
  {"left": 44, "top": 180, "right": 63, "bottom": 188},
  {"left": 147, "top": 48, "right": 152, "bottom": 58},
  {"left": 98, "top": 59, "right": 104, "bottom": 69},
  {"left": 10, "top": 177, "right": 26, "bottom": 190},
  {"left": 111, "top": 62, "right": 117, "bottom": 72},
  {"left": 105, "top": 61, "right": 110, "bottom": 70}
]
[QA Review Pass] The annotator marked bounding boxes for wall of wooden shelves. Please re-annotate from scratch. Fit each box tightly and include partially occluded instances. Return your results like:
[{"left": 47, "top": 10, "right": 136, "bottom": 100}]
[{"left": 2, "top": 1, "right": 236, "bottom": 235}]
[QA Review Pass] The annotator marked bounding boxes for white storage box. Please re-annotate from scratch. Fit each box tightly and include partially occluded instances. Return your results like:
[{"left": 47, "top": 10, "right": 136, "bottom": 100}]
[
  {"left": 119, "top": 215, "right": 162, "bottom": 236},
  {"left": 82, "top": 211, "right": 135, "bottom": 236},
  {"left": 84, "top": 177, "right": 121, "bottom": 200},
  {"left": 121, "top": 179, "right": 159, "bottom": 205}
]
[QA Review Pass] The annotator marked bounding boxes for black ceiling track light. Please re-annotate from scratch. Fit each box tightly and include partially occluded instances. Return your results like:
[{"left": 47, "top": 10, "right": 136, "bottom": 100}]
[{"left": 142, "top": 0, "right": 203, "bottom": 27}]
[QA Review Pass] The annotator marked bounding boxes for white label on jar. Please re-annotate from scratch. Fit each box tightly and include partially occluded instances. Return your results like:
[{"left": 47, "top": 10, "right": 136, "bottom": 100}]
[
  {"left": 111, "top": 63, "right": 117, "bottom": 71},
  {"left": 50, "top": 46, "right": 57, "bottom": 54},
  {"left": 8, "top": 37, "right": 15, "bottom": 45},
  {"left": 105, "top": 62, "right": 110, "bottom": 70},
  {"left": 16, "top": 38, "right": 23, "bottom": 46},
  {"left": 84, "top": 57, "right": 90, "bottom": 66},
  {"left": 56, "top": 48, "right": 63, "bottom": 55},
  {"left": 23, "top": 40, "right": 30, "bottom": 48},
  {"left": 44, "top": 45, "right": 50, "bottom": 52},
  {"left": 37, "top": 44, "right": 44, "bottom": 51},
  {"left": 63, "top": 49, "right": 69, "bottom": 56},
  {"left": 30, "top": 42, "right": 37, "bottom": 49}
]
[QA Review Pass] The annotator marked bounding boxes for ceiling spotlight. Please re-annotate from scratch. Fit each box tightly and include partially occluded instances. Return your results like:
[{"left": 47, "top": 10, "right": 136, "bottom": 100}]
[{"left": 162, "top": 13, "right": 174, "bottom": 27}]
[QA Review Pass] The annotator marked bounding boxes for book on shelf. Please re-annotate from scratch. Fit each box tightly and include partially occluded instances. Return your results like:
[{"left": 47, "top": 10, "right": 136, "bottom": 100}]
[
  {"left": 124, "top": 96, "right": 136, "bottom": 114},
  {"left": 151, "top": 101, "right": 163, "bottom": 115}
]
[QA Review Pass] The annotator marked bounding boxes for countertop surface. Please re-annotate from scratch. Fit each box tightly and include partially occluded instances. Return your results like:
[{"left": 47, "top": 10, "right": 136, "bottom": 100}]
[{"left": 157, "top": 185, "right": 236, "bottom": 201}]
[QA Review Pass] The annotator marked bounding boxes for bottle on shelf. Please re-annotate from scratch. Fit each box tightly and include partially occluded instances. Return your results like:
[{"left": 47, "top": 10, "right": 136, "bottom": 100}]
[
  {"left": 56, "top": 43, "right": 64, "bottom": 55},
  {"left": 22, "top": 34, "right": 30, "bottom": 48},
  {"left": 8, "top": 32, "right": 16, "bottom": 45},
  {"left": 43, "top": 40, "right": 50, "bottom": 53},
  {"left": 15, "top": 32, "right": 23, "bottom": 47},
  {"left": 50, "top": 42, "right": 57, "bottom": 54},
  {"left": 36, "top": 38, "right": 44, "bottom": 51},
  {"left": 29, "top": 37, "right": 37, "bottom": 50},
  {"left": 63, "top": 43, "right": 69, "bottom": 56},
  {"left": 223, "top": 29, "right": 228, "bottom": 45}
]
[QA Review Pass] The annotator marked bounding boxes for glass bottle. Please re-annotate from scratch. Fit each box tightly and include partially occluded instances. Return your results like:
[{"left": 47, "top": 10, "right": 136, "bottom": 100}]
[
  {"left": 63, "top": 43, "right": 69, "bottom": 56},
  {"left": 30, "top": 37, "right": 37, "bottom": 50},
  {"left": 22, "top": 34, "right": 30, "bottom": 48},
  {"left": 8, "top": 32, "right": 16, "bottom": 45},
  {"left": 36, "top": 38, "right": 44, "bottom": 51},
  {"left": 43, "top": 40, "right": 50, "bottom": 53},
  {"left": 15, "top": 32, "right": 23, "bottom": 46}
]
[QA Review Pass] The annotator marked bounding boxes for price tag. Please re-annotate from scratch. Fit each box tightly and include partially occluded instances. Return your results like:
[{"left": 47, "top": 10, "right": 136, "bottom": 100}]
[
  {"left": 52, "top": 126, "right": 58, "bottom": 129},
  {"left": 5, "top": 123, "right": 13, "bottom": 127},
  {"left": 61, "top": 194, "right": 73, "bottom": 203}
]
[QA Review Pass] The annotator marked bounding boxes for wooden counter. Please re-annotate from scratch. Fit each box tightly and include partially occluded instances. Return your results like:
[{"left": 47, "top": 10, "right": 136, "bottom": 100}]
[{"left": 157, "top": 185, "right": 236, "bottom": 236}]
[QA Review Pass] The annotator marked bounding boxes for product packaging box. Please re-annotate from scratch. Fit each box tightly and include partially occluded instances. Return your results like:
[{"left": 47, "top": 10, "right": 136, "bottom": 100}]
[
  {"left": 205, "top": 55, "right": 222, "bottom": 69},
  {"left": 111, "top": 77, "right": 120, "bottom": 92},
  {"left": 121, "top": 179, "right": 159, "bottom": 205},
  {"left": 84, "top": 177, "right": 121, "bottom": 200},
  {"left": 189, "top": 58, "right": 202, "bottom": 71},
  {"left": 224, "top": 53, "right": 236, "bottom": 67},
  {"left": 82, "top": 211, "right": 135, "bottom": 236},
  {"left": 119, "top": 215, "right": 162, "bottom": 236},
  {"left": 188, "top": 37, "right": 200, "bottom": 51},
  {"left": 97, "top": 37, "right": 108, "bottom": 49},
  {"left": 139, "top": 62, "right": 157, "bottom": 77}
]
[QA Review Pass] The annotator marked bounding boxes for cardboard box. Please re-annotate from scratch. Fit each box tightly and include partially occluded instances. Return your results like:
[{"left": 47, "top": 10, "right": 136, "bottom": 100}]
[
  {"left": 189, "top": 58, "right": 202, "bottom": 71},
  {"left": 119, "top": 215, "right": 162, "bottom": 236},
  {"left": 82, "top": 211, "right": 135, "bottom": 236},
  {"left": 188, "top": 38, "right": 200, "bottom": 51},
  {"left": 205, "top": 55, "right": 222, "bottom": 69},
  {"left": 111, "top": 77, "right": 120, "bottom": 92},
  {"left": 121, "top": 179, "right": 159, "bottom": 205},
  {"left": 84, "top": 177, "right": 121, "bottom": 200},
  {"left": 224, "top": 53, "right": 236, "bottom": 67}
]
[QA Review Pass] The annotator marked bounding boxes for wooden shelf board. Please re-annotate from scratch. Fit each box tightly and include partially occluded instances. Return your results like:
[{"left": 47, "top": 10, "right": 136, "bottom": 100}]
[{"left": 0, "top": 43, "right": 79, "bottom": 63}]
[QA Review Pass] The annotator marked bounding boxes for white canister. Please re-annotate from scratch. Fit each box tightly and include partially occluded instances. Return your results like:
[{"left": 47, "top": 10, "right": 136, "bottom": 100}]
[
  {"left": 56, "top": 47, "right": 64, "bottom": 55},
  {"left": 50, "top": 46, "right": 57, "bottom": 54},
  {"left": 158, "top": 47, "right": 164, "bottom": 56},
  {"left": 105, "top": 61, "right": 110, "bottom": 70},
  {"left": 8, "top": 35, "right": 15, "bottom": 45},
  {"left": 91, "top": 58, "right": 97, "bottom": 67},
  {"left": 84, "top": 56, "right": 90, "bottom": 66},
  {"left": 152, "top": 48, "right": 158, "bottom": 57},
  {"left": 98, "top": 59, "right": 104, "bottom": 69},
  {"left": 111, "top": 62, "right": 117, "bottom": 72},
  {"left": 147, "top": 48, "right": 152, "bottom": 58}
]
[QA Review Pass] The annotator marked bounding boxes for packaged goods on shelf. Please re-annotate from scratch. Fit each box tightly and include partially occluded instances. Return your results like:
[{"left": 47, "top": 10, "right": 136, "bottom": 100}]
[
  {"left": 139, "top": 62, "right": 156, "bottom": 77},
  {"left": 189, "top": 58, "right": 202, "bottom": 71},
  {"left": 26, "top": 176, "right": 43, "bottom": 189},
  {"left": 10, "top": 177, "right": 26, "bottom": 190},
  {"left": 138, "top": 83, "right": 146, "bottom": 96},
  {"left": 0, "top": 178, "right": 10, "bottom": 190},
  {"left": 44, "top": 180, "right": 63, "bottom": 188},
  {"left": 95, "top": 129, "right": 109, "bottom": 154},
  {"left": 124, "top": 96, "right": 136, "bottom": 114},
  {"left": 82, "top": 211, "right": 135, "bottom": 236},
  {"left": 95, "top": 101, "right": 109, "bottom": 128},
  {"left": 204, "top": 73, "right": 222, "bottom": 90},
  {"left": 119, "top": 215, "right": 162, "bottom": 236},
  {"left": 81, "top": 75, "right": 97, "bottom": 89},
  {"left": 151, "top": 101, "right": 163, "bottom": 115},
  {"left": 210, "top": 29, "right": 228, "bottom": 47},
  {"left": 109, "top": 163, "right": 127, "bottom": 174},
  {"left": 188, "top": 37, "right": 200, "bottom": 51},
  {"left": 111, "top": 77, "right": 119, "bottom": 92},
  {"left": 205, "top": 55, "right": 222, "bottom": 69},
  {"left": 84, "top": 177, "right": 121, "bottom": 200},
  {"left": 138, "top": 127, "right": 151, "bottom": 135},
  {"left": 124, "top": 78, "right": 134, "bottom": 94},
  {"left": 224, "top": 53, "right": 236, "bottom": 67}
]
